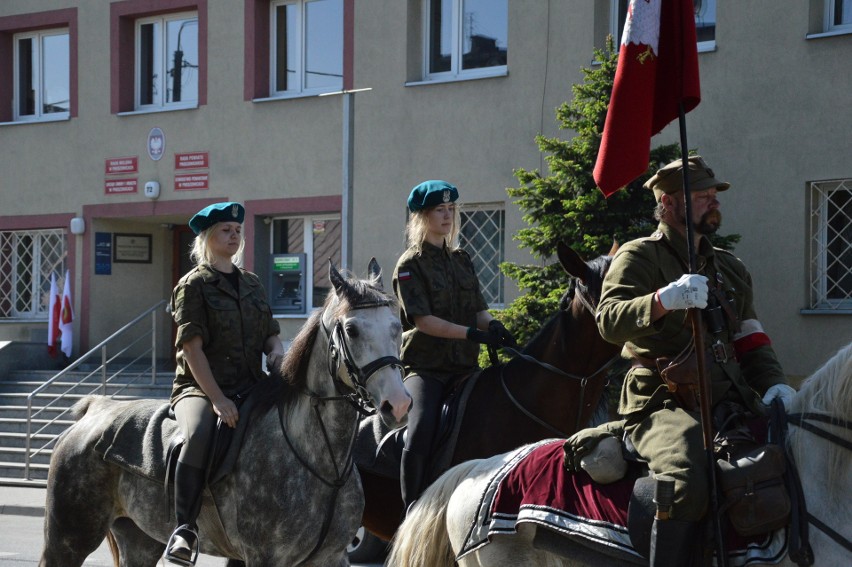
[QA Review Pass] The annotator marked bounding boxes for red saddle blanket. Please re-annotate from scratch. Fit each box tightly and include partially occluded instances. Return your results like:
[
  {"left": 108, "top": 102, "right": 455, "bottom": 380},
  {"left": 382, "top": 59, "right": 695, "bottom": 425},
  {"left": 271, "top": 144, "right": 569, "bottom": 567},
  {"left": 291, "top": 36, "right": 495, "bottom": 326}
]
[{"left": 458, "top": 439, "right": 788, "bottom": 566}]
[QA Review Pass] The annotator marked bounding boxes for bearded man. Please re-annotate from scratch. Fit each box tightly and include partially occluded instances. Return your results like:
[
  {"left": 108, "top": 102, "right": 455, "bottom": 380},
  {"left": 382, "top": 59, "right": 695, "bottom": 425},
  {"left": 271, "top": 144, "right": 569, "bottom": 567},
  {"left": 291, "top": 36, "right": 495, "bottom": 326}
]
[{"left": 594, "top": 156, "right": 795, "bottom": 566}]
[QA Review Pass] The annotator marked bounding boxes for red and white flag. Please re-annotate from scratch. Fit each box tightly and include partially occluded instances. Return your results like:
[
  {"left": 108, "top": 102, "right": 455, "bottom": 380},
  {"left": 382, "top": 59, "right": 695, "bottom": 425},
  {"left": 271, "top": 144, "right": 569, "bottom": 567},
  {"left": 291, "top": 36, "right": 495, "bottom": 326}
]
[
  {"left": 60, "top": 270, "right": 74, "bottom": 358},
  {"left": 47, "top": 273, "right": 61, "bottom": 357},
  {"left": 594, "top": 0, "right": 701, "bottom": 197}
]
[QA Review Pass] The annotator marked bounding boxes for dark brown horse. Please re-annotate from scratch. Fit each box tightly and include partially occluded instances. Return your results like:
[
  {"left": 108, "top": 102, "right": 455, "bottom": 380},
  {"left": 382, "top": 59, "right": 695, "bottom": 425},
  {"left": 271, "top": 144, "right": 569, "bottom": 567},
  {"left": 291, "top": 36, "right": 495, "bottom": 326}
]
[{"left": 359, "top": 242, "right": 622, "bottom": 542}]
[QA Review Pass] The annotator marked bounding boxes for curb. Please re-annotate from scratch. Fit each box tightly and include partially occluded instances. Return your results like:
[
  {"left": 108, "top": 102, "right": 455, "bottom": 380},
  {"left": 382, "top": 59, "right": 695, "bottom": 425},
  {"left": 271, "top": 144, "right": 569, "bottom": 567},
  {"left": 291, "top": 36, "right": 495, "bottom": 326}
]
[{"left": 0, "top": 504, "right": 44, "bottom": 517}]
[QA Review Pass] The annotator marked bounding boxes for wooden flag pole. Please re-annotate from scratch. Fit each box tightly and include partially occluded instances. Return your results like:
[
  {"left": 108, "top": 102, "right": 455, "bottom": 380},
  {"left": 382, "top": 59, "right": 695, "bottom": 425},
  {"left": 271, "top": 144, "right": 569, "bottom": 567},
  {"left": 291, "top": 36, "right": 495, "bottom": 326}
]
[{"left": 677, "top": 102, "right": 728, "bottom": 567}]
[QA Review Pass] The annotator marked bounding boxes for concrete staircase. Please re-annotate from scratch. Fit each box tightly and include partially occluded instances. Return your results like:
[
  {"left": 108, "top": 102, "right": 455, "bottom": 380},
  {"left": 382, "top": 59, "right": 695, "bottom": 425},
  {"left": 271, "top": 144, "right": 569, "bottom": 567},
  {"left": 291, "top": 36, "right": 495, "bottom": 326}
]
[{"left": 0, "top": 367, "right": 174, "bottom": 486}]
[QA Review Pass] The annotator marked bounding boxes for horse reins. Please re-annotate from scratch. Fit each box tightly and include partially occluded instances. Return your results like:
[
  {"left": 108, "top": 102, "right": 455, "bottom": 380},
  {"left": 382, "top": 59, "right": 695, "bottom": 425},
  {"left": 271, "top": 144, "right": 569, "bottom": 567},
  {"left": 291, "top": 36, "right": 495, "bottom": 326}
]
[
  {"left": 279, "top": 297, "right": 403, "bottom": 566},
  {"left": 783, "top": 410, "right": 852, "bottom": 560},
  {"left": 497, "top": 279, "right": 620, "bottom": 436}
]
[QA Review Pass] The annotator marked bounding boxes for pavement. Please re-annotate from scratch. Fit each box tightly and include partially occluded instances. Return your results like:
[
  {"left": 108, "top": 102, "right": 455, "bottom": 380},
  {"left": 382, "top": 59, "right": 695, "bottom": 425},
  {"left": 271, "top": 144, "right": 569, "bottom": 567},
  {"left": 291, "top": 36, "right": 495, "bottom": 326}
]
[{"left": 0, "top": 482, "right": 45, "bottom": 518}]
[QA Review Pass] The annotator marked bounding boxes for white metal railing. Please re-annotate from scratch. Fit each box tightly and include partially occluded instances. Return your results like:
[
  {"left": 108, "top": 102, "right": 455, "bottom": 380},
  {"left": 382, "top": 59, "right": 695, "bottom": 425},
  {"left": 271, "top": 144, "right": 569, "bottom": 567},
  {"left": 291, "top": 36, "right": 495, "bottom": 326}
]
[{"left": 24, "top": 300, "right": 167, "bottom": 479}]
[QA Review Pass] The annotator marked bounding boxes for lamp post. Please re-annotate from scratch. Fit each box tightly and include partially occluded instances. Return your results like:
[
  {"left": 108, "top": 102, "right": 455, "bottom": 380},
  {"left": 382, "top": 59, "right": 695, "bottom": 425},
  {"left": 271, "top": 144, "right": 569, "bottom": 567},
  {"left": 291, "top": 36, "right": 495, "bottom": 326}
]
[{"left": 320, "top": 87, "right": 371, "bottom": 271}]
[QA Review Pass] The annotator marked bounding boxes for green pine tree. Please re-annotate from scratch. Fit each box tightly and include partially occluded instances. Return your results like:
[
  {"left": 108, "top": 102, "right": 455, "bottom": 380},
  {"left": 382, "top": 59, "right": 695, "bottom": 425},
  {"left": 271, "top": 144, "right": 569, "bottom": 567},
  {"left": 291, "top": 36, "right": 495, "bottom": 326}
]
[{"left": 497, "top": 37, "right": 739, "bottom": 347}]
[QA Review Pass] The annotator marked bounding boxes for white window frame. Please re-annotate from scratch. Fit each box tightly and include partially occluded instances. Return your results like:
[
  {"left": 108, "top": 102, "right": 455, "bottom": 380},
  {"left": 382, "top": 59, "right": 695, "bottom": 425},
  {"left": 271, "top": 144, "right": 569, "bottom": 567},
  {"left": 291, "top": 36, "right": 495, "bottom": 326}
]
[
  {"left": 808, "top": 180, "right": 852, "bottom": 312},
  {"left": 134, "top": 11, "right": 198, "bottom": 111},
  {"left": 826, "top": 0, "right": 852, "bottom": 33},
  {"left": 269, "top": 0, "right": 343, "bottom": 98},
  {"left": 269, "top": 213, "right": 342, "bottom": 315},
  {"left": 422, "top": 0, "right": 508, "bottom": 82},
  {"left": 459, "top": 203, "right": 506, "bottom": 307},
  {"left": 12, "top": 28, "right": 70, "bottom": 122},
  {"left": 610, "top": 0, "right": 716, "bottom": 53},
  {"left": 0, "top": 229, "right": 67, "bottom": 319}
]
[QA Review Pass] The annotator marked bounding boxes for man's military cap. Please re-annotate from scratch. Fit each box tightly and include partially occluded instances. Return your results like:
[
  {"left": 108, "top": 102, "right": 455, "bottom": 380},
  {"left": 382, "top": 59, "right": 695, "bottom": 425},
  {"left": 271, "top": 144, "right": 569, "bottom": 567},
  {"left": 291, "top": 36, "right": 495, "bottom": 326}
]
[
  {"left": 644, "top": 156, "right": 730, "bottom": 201},
  {"left": 407, "top": 180, "right": 459, "bottom": 212},
  {"left": 189, "top": 202, "right": 245, "bottom": 235}
]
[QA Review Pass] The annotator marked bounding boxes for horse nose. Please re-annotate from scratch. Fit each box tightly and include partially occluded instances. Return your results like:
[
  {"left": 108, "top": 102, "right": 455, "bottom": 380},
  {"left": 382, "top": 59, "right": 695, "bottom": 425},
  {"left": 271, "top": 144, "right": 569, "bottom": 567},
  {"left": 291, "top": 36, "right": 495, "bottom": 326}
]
[{"left": 381, "top": 392, "right": 411, "bottom": 426}]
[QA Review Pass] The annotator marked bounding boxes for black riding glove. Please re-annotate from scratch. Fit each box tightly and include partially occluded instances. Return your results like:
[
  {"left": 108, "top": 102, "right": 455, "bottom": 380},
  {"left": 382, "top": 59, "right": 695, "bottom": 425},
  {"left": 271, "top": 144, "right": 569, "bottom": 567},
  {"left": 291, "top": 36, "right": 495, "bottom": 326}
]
[
  {"left": 266, "top": 352, "right": 284, "bottom": 376},
  {"left": 488, "top": 320, "right": 517, "bottom": 347},
  {"left": 467, "top": 326, "right": 501, "bottom": 347}
]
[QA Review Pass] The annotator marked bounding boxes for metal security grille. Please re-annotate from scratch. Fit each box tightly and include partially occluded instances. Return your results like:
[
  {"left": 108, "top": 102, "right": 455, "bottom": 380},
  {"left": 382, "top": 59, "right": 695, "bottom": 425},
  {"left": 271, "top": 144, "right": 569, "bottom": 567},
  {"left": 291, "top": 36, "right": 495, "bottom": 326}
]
[
  {"left": 809, "top": 180, "right": 852, "bottom": 310},
  {"left": 460, "top": 205, "right": 505, "bottom": 306},
  {"left": 0, "top": 229, "right": 67, "bottom": 318}
]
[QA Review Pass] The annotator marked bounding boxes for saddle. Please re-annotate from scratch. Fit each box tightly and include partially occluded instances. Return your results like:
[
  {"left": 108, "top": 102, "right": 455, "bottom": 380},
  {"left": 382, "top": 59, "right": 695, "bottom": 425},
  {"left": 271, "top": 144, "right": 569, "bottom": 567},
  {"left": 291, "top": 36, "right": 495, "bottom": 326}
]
[{"left": 354, "top": 369, "right": 481, "bottom": 482}]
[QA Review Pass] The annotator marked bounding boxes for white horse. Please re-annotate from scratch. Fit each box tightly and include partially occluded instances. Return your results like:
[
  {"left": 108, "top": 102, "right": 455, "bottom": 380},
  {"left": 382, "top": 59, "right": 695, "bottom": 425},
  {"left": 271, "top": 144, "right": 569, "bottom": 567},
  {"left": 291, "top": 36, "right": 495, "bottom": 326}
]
[
  {"left": 40, "top": 260, "right": 411, "bottom": 567},
  {"left": 388, "top": 342, "right": 852, "bottom": 567}
]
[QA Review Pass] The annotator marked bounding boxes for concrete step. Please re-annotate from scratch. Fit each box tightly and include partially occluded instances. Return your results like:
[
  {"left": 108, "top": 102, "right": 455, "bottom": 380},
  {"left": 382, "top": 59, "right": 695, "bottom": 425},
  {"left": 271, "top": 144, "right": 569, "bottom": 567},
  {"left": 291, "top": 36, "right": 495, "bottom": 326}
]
[
  {"left": 0, "top": 446, "right": 52, "bottom": 466},
  {"left": 0, "top": 431, "right": 63, "bottom": 450},
  {"left": 0, "top": 417, "right": 73, "bottom": 435},
  {"left": 0, "top": 404, "right": 77, "bottom": 421},
  {"left": 0, "top": 460, "right": 49, "bottom": 481},
  {"left": 0, "top": 382, "right": 172, "bottom": 400}
]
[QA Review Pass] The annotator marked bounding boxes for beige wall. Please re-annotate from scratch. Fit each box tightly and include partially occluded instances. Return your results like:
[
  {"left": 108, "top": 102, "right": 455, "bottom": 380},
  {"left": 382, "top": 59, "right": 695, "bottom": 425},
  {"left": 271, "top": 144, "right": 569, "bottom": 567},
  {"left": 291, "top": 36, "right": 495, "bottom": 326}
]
[{"left": 1, "top": 0, "right": 850, "bottom": 376}]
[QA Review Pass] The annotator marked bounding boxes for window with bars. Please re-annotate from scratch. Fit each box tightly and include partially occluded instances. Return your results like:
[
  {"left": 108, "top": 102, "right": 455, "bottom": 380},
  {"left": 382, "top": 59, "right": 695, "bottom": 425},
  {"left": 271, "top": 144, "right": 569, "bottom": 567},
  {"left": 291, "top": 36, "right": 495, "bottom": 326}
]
[
  {"left": 0, "top": 229, "right": 67, "bottom": 318},
  {"left": 459, "top": 204, "right": 505, "bottom": 306},
  {"left": 808, "top": 180, "right": 852, "bottom": 310}
]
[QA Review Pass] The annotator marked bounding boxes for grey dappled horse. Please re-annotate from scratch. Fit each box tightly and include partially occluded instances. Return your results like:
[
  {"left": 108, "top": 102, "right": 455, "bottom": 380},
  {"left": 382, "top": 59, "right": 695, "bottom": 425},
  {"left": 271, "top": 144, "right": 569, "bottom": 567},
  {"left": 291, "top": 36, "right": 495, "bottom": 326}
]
[
  {"left": 388, "top": 342, "right": 852, "bottom": 567},
  {"left": 40, "top": 260, "right": 411, "bottom": 567}
]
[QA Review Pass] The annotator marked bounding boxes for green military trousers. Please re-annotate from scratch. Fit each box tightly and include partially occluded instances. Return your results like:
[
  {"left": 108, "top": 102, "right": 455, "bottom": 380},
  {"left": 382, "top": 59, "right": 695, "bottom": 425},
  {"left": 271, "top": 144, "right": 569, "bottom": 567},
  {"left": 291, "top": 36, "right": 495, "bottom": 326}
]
[{"left": 625, "top": 400, "right": 710, "bottom": 521}]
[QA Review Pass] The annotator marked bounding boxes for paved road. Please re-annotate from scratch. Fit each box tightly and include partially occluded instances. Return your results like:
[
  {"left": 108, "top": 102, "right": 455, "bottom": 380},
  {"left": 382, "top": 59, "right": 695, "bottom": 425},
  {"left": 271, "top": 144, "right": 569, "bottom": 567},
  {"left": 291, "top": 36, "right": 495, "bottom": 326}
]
[{"left": 0, "top": 484, "right": 382, "bottom": 566}]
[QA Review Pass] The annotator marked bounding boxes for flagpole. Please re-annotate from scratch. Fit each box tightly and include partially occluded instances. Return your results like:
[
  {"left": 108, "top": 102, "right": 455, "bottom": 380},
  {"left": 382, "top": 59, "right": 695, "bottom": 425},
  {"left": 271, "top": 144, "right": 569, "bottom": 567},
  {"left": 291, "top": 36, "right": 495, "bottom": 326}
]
[{"left": 677, "top": 102, "right": 728, "bottom": 567}]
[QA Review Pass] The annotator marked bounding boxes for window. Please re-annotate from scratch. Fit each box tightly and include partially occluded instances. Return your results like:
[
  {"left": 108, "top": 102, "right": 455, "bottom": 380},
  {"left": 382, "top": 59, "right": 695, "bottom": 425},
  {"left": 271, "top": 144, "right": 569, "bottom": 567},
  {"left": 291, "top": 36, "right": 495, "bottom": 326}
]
[
  {"left": 826, "top": 0, "right": 852, "bottom": 32},
  {"left": 0, "top": 8, "right": 77, "bottom": 123},
  {"left": 13, "top": 29, "right": 70, "bottom": 121},
  {"left": 611, "top": 0, "right": 716, "bottom": 51},
  {"left": 270, "top": 0, "right": 343, "bottom": 96},
  {"left": 808, "top": 180, "right": 852, "bottom": 311},
  {"left": 424, "top": 0, "right": 508, "bottom": 80},
  {"left": 136, "top": 12, "right": 198, "bottom": 109},
  {"left": 459, "top": 204, "right": 505, "bottom": 306},
  {"left": 271, "top": 215, "right": 341, "bottom": 310},
  {"left": 0, "top": 229, "right": 67, "bottom": 318}
]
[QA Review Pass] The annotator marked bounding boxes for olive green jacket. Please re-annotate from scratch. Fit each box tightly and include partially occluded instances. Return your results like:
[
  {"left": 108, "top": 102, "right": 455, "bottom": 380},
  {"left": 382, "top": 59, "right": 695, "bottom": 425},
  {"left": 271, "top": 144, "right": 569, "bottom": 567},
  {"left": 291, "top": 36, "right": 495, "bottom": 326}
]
[
  {"left": 597, "top": 222, "right": 786, "bottom": 416},
  {"left": 393, "top": 241, "right": 488, "bottom": 377},
  {"left": 170, "top": 264, "right": 280, "bottom": 405}
]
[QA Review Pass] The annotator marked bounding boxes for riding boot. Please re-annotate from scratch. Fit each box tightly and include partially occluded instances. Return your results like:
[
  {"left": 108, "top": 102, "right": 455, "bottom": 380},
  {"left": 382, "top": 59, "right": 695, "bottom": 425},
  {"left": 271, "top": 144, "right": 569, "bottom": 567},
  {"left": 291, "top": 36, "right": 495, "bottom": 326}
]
[
  {"left": 648, "top": 518, "right": 698, "bottom": 567},
  {"left": 165, "top": 461, "right": 206, "bottom": 566},
  {"left": 400, "top": 448, "right": 429, "bottom": 514}
]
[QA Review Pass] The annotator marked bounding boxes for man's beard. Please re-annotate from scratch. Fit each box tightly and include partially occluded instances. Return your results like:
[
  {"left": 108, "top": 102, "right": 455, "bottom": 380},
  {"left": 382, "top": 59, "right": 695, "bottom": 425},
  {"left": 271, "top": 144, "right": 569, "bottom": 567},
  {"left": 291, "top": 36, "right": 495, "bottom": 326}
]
[{"left": 694, "top": 209, "right": 722, "bottom": 235}]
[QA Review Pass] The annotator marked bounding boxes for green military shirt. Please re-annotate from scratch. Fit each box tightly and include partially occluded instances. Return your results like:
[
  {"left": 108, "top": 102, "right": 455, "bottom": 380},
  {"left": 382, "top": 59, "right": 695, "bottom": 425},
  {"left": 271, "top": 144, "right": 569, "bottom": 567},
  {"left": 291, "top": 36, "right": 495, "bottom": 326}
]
[
  {"left": 393, "top": 241, "right": 488, "bottom": 377},
  {"left": 597, "top": 222, "right": 786, "bottom": 416},
  {"left": 170, "top": 264, "right": 280, "bottom": 405}
]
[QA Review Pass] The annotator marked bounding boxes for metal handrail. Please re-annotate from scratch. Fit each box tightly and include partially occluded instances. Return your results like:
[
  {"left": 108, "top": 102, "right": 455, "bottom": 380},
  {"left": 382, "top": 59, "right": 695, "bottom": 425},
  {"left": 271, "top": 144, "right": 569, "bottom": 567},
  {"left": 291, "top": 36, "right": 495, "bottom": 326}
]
[{"left": 24, "top": 300, "right": 168, "bottom": 479}]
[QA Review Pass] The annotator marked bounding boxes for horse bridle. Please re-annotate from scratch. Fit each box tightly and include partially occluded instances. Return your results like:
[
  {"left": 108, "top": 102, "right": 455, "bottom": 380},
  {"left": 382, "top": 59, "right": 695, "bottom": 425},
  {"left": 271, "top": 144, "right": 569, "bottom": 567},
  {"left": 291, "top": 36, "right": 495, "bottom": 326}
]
[
  {"left": 784, "top": 411, "right": 852, "bottom": 562},
  {"left": 279, "top": 297, "right": 403, "bottom": 566},
  {"left": 498, "top": 278, "right": 621, "bottom": 437}
]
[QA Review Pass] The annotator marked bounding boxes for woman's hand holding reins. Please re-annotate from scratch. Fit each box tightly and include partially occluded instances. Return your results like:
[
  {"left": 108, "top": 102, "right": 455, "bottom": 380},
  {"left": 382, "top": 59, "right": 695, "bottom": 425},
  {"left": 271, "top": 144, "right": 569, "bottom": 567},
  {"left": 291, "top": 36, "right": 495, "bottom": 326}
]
[{"left": 212, "top": 396, "right": 239, "bottom": 429}]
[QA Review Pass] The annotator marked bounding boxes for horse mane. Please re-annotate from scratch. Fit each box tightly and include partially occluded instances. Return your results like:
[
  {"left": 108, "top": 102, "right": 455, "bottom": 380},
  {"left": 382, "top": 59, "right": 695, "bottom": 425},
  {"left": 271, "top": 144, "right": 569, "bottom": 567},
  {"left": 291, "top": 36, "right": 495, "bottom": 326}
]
[
  {"left": 278, "top": 271, "right": 397, "bottom": 402},
  {"left": 788, "top": 341, "right": 852, "bottom": 486}
]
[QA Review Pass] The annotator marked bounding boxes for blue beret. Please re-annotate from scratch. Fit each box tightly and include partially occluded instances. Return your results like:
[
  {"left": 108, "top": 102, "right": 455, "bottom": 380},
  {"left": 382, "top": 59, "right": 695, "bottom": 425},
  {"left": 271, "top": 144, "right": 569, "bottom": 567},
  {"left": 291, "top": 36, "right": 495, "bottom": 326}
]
[
  {"left": 189, "top": 202, "right": 245, "bottom": 235},
  {"left": 407, "top": 180, "right": 459, "bottom": 212}
]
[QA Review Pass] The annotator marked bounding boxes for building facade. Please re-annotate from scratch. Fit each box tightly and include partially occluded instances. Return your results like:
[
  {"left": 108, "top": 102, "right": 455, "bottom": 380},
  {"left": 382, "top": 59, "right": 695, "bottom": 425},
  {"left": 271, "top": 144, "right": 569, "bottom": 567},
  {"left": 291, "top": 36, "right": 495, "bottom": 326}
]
[{"left": 0, "top": 0, "right": 850, "bottom": 377}]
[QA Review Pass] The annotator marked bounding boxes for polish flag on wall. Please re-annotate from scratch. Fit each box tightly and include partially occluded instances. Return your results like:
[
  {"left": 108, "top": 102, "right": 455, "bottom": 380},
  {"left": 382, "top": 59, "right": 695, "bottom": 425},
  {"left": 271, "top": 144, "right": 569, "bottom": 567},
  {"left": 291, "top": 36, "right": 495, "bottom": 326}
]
[
  {"left": 594, "top": 0, "right": 701, "bottom": 197},
  {"left": 47, "top": 273, "right": 61, "bottom": 356},
  {"left": 59, "top": 270, "right": 74, "bottom": 358}
]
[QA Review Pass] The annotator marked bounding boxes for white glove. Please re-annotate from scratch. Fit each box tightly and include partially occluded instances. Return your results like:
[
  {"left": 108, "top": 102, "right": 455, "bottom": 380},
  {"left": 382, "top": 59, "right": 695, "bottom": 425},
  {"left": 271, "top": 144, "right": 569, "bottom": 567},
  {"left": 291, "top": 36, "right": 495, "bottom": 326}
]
[
  {"left": 762, "top": 384, "right": 796, "bottom": 409},
  {"left": 656, "top": 274, "right": 709, "bottom": 310}
]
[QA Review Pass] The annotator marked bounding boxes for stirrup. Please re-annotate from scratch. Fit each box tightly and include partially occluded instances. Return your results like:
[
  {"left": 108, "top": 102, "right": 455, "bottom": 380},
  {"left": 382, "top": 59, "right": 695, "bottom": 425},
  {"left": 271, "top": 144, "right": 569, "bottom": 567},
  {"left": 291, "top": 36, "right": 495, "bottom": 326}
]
[{"left": 164, "top": 524, "right": 199, "bottom": 566}]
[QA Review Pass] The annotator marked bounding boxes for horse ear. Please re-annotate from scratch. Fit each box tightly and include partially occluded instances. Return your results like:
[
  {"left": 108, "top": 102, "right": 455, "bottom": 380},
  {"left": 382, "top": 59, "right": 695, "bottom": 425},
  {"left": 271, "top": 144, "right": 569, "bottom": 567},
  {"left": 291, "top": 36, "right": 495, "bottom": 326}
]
[
  {"left": 367, "top": 257, "right": 383, "bottom": 290},
  {"left": 329, "top": 259, "right": 346, "bottom": 294},
  {"left": 608, "top": 240, "right": 620, "bottom": 256},
  {"left": 557, "top": 241, "right": 590, "bottom": 282}
]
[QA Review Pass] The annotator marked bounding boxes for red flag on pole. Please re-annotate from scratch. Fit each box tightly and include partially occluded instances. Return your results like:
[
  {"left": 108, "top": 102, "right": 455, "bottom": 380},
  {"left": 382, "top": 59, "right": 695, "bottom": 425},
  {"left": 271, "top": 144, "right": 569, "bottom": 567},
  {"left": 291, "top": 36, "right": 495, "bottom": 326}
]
[
  {"left": 47, "top": 273, "right": 61, "bottom": 356},
  {"left": 60, "top": 270, "right": 74, "bottom": 358},
  {"left": 594, "top": 0, "right": 701, "bottom": 197}
]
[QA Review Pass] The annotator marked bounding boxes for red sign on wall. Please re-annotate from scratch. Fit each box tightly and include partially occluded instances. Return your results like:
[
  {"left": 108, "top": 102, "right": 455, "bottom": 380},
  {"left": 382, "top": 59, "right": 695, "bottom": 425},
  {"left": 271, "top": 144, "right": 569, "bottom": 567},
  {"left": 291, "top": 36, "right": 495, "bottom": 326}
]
[
  {"left": 105, "top": 156, "right": 138, "bottom": 175},
  {"left": 104, "top": 178, "right": 138, "bottom": 194},
  {"left": 175, "top": 173, "right": 209, "bottom": 191},
  {"left": 175, "top": 152, "right": 209, "bottom": 170}
]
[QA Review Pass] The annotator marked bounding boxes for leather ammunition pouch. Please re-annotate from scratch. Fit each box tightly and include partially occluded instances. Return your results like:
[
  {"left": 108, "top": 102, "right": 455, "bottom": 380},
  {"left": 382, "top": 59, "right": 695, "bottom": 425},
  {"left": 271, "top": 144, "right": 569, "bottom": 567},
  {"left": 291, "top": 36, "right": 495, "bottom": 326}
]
[
  {"left": 717, "top": 444, "right": 790, "bottom": 536},
  {"left": 655, "top": 347, "right": 706, "bottom": 412}
]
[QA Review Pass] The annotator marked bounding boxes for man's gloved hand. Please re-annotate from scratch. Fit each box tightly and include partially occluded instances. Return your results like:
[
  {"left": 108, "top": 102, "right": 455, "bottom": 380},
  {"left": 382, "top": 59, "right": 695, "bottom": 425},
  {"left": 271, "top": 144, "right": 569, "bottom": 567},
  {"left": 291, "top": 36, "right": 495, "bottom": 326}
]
[
  {"left": 266, "top": 351, "right": 284, "bottom": 375},
  {"left": 657, "top": 274, "right": 709, "bottom": 310},
  {"left": 467, "top": 326, "right": 501, "bottom": 347},
  {"left": 563, "top": 421, "right": 624, "bottom": 473},
  {"left": 762, "top": 384, "right": 796, "bottom": 409},
  {"left": 488, "top": 320, "right": 517, "bottom": 347}
]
